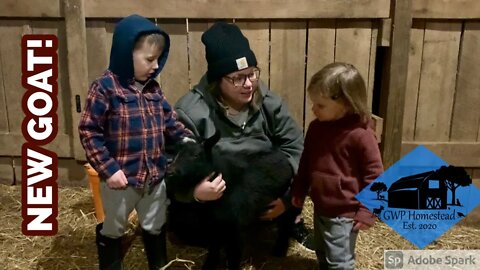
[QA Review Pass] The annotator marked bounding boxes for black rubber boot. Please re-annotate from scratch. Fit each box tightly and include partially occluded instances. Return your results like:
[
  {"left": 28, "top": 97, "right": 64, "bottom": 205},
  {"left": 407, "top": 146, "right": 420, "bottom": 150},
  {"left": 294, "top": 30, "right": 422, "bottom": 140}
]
[
  {"left": 142, "top": 229, "right": 167, "bottom": 270},
  {"left": 96, "top": 223, "right": 124, "bottom": 270}
]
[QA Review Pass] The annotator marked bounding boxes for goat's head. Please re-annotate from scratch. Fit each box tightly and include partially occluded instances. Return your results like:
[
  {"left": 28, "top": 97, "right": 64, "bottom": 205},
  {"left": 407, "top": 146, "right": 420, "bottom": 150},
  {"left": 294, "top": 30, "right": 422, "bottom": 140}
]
[{"left": 165, "top": 131, "right": 221, "bottom": 202}]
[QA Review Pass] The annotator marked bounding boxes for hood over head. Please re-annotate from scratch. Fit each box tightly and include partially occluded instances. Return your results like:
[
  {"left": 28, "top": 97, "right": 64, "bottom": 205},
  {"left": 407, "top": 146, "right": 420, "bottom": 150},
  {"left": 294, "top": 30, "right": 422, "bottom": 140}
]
[{"left": 108, "top": 14, "right": 170, "bottom": 87}]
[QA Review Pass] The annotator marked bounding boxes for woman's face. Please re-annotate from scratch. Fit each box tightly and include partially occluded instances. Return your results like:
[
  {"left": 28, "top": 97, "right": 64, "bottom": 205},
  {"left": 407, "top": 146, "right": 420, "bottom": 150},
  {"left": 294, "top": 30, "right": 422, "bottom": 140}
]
[{"left": 219, "top": 67, "right": 259, "bottom": 110}]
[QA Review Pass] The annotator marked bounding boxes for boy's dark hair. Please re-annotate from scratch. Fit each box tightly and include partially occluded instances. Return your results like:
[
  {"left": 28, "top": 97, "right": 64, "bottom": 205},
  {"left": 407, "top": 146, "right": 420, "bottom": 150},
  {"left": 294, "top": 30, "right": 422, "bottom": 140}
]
[
  {"left": 134, "top": 33, "right": 165, "bottom": 51},
  {"left": 308, "top": 62, "right": 370, "bottom": 123}
]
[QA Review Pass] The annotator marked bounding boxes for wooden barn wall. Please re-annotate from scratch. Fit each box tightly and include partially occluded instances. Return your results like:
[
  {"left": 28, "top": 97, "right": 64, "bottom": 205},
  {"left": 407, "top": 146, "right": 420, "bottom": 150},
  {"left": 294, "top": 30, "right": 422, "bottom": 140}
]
[
  {"left": 0, "top": 19, "right": 80, "bottom": 185},
  {"left": 0, "top": 17, "right": 379, "bottom": 184},
  {"left": 80, "top": 18, "right": 378, "bottom": 138},
  {"left": 401, "top": 19, "right": 480, "bottom": 184}
]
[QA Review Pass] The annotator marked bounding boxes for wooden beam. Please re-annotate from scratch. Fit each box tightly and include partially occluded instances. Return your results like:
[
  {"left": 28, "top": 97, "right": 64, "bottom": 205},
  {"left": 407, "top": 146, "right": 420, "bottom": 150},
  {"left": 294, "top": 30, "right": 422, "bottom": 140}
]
[
  {"left": 85, "top": 0, "right": 391, "bottom": 18},
  {"left": 88, "top": 0, "right": 390, "bottom": 18},
  {"left": 0, "top": 134, "right": 71, "bottom": 157},
  {"left": 0, "top": 0, "right": 61, "bottom": 18},
  {"left": 64, "top": 0, "right": 88, "bottom": 161},
  {"left": 413, "top": 0, "right": 480, "bottom": 19},
  {"left": 402, "top": 142, "right": 480, "bottom": 167},
  {"left": 0, "top": 157, "right": 14, "bottom": 185},
  {"left": 378, "top": 18, "right": 392, "bottom": 47},
  {"left": 381, "top": 0, "right": 412, "bottom": 168},
  {"left": 372, "top": 115, "right": 384, "bottom": 143},
  {"left": 1, "top": 0, "right": 390, "bottom": 19},
  {"left": 270, "top": 21, "right": 307, "bottom": 127}
]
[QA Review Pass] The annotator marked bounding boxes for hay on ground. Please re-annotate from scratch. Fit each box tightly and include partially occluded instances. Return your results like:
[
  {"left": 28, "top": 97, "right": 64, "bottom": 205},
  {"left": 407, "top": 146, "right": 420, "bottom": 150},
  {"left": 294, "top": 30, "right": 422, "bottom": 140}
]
[{"left": 1, "top": 184, "right": 479, "bottom": 270}]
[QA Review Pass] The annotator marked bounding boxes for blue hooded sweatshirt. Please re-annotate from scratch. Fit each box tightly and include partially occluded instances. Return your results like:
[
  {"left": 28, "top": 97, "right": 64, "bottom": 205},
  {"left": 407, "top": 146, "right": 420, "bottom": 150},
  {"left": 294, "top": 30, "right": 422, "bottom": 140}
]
[{"left": 109, "top": 14, "right": 170, "bottom": 88}]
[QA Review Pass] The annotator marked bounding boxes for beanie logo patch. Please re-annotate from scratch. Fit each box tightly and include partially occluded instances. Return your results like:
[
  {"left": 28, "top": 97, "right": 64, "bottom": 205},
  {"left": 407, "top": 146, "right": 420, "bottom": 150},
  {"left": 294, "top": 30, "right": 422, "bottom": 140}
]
[{"left": 236, "top": 57, "right": 248, "bottom": 70}]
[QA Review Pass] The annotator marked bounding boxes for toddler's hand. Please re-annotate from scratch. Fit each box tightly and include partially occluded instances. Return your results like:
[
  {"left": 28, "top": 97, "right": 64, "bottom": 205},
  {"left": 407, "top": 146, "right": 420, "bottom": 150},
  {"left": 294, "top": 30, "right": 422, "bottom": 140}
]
[
  {"left": 193, "top": 173, "right": 225, "bottom": 201},
  {"left": 106, "top": 170, "right": 128, "bottom": 189},
  {"left": 352, "top": 220, "right": 372, "bottom": 232}
]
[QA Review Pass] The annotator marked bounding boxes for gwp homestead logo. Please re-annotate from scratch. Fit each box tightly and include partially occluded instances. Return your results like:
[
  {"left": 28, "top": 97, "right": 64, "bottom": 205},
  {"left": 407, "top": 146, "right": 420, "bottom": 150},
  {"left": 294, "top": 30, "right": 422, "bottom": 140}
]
[{"left": 357, "top": 146, "right": 480, "bottom": 248}]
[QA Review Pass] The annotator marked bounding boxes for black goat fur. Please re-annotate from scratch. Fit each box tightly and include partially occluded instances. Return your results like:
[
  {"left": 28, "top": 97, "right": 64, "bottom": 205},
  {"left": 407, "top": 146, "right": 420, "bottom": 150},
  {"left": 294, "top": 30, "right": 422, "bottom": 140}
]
[{"left": 165, "top": 132, "right": 293, "bottom": 270}]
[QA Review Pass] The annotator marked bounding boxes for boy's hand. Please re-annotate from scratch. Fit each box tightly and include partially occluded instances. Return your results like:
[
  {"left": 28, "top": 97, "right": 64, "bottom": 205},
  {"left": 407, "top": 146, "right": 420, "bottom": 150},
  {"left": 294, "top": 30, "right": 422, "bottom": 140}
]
[
  {"left": 352, "top": 220, "right": 372, "bottom": 232},
  {"left": 193, "top": 173, "right": 225, "bottom": 201},
  {"left": 106, "top": 170, "right": 128, "bottom": 189},
  {"left": 291, "top": 196, "right": 305, "bottom": 208},
  {"left": 260, "top": 198, "right": 285, "bottom": 220}
]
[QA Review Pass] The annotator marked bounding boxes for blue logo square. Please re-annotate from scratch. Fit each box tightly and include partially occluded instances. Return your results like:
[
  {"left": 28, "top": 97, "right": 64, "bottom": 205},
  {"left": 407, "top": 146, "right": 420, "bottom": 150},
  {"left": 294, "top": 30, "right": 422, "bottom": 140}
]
[{"left": 356, "top": 146, "right": 480, "bottom": 249}]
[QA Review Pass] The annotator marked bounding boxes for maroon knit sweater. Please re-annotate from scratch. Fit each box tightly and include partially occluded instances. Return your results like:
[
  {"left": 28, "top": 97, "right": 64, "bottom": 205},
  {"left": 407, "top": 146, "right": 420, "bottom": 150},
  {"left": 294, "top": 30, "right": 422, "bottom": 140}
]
[{"left": 291, "top": 114, "right": 384, "bottom": 225}]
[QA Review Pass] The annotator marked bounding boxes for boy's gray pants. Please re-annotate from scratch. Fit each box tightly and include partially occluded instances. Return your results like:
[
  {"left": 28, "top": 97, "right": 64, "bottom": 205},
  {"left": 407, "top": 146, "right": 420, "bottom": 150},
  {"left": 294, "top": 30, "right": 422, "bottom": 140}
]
[{"left": 100, "top": 180, "right": 169, "bottom": 238}]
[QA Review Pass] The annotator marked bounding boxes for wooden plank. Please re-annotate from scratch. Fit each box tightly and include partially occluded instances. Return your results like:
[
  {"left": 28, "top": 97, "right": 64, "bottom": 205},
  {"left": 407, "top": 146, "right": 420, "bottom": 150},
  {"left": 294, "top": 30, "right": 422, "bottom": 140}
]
[
  {"left": 0, "top": 157, "right": 14, "bottom": 185},
  {"left": 415, "top": 22, "right": 462, "bottom": 141},
  {"left": 304, "top": 20, "right": 336, "bottom": 132},
  {"left": 1, "top": 0, "right": 390, "bottom": 19},
  {"left": 0, "top": 133, "right": 71, "bottom": 157},
  {"left": 14, "top": 158, "right": 88, "bottom": 186},
  {"left": 372, "top": 114, "right": 384, "bottom": 143},
  {"left": 367, "top": 24, "right": 378, "bottom": 110},
  {"left": 236, "top": 21, "right": 270, "bottom": 88},
  {"left": 105, "top": 21, "right": 115, "bottom": 60},
  {"left": 382, "top": 0, "right": 412, "bottom": 168},
  {"left": 86, "top": 20, "right": 109, "bottom": 83},
  {"left": 462, "top": 173, "right": 480, "bottom": 226},
  {"left": 378, "top": 18, "right": 392, "bottom": 47},
  {"left": 187, "top": 20, "right": 209, "bottom": 88},
  {"left": 402, "top": 20, "right": 425, "bottom": 141},
  {"left": 270, "top": 21, "right": 307, "bottom": 128},
  {"left": 473, "top": 169, "right": 480, "bottom": 182},
  {"left": 158, "top": 20, "right": 190, "bottom": 105},
  {"left": 0, "top": 20, "right": 31, "bottom": 134},
  {"left": 335, "top": 20, "right": 373, "bottom": 108},
  {"left": 0, "top": 38, "right": 8, "bottom": 133},
  {"left": 450, "top": 22, "right": 480, "bottom": 142},
  {"left": 12, "top": 157, "right": 21, "bottom": 185},
  {"left": 478, "top": 118, "right": 480, "bottom": 141},
  {"left": 413, "top": 0, "right": 480, "bottom": 19},
  {"left": 0, "top": 0, "right": 61, "bottom": 17},
  {"left": 84, "top": 0, "right": 390, "bottom": 19},
  {"left": 57, "top": 158, "right": 87, "bottom": 186},
  {"left": 401, "top": 142, "right": 480, "bottom": 167},
  {"left": 64, "top": 0, "right": 88, "bottom": 160}
]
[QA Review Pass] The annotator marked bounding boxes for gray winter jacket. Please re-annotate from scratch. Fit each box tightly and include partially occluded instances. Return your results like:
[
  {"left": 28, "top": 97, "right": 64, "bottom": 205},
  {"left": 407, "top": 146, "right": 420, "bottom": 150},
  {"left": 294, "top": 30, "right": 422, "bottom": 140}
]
[{"left": 175, "top": 76, "right": 304, "bottom": 175}]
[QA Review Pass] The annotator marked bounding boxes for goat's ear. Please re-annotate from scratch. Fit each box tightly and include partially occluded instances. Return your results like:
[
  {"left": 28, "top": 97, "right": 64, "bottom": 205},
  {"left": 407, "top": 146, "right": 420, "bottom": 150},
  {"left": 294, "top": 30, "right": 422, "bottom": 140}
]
[{"left": 203, "top": 130, "right": 221, "bottom": 155}]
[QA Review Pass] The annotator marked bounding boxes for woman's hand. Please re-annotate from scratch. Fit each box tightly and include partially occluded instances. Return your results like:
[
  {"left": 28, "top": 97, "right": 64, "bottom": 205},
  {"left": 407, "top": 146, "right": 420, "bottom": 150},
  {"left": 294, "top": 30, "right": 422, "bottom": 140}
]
[
  {"left": 260, "top": 198, "right": 285, "bottom": 220},
  {"left": 193, "top": 173, "right": 226, "bottom": 201},
  {"left": 106, "top": 170, "right": 128, "bottom": 189}
]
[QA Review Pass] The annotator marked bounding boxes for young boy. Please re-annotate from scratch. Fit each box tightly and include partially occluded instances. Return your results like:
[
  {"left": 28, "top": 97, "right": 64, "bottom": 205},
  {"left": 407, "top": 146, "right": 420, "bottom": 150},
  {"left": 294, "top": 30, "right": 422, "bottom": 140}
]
[{"left": 78, "top": 14, "right": 192, "bottom": 269}]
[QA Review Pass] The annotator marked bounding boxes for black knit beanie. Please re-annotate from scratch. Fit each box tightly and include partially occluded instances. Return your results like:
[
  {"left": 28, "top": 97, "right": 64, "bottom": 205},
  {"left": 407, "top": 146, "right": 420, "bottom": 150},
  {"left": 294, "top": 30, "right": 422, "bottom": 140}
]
[{"left": 202, "top": 22, "right": 257, "bottom": 83}]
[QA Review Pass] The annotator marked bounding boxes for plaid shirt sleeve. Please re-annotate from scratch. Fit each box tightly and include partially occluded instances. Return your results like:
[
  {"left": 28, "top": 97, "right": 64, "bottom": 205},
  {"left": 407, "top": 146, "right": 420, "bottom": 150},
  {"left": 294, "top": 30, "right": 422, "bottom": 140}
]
[
  {"left": 78, "top": 82, "right": 121, "bottom": 179},
  {"left": 161, "top": 95, "right": 193, "bottom": 142}
]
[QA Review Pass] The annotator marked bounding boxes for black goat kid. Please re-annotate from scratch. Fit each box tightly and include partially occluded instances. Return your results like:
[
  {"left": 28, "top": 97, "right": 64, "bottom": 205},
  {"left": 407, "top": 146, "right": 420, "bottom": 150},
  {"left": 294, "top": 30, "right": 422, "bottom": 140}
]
[{"left": 165, "top": 132, "right": 294, "bottom": 270}]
